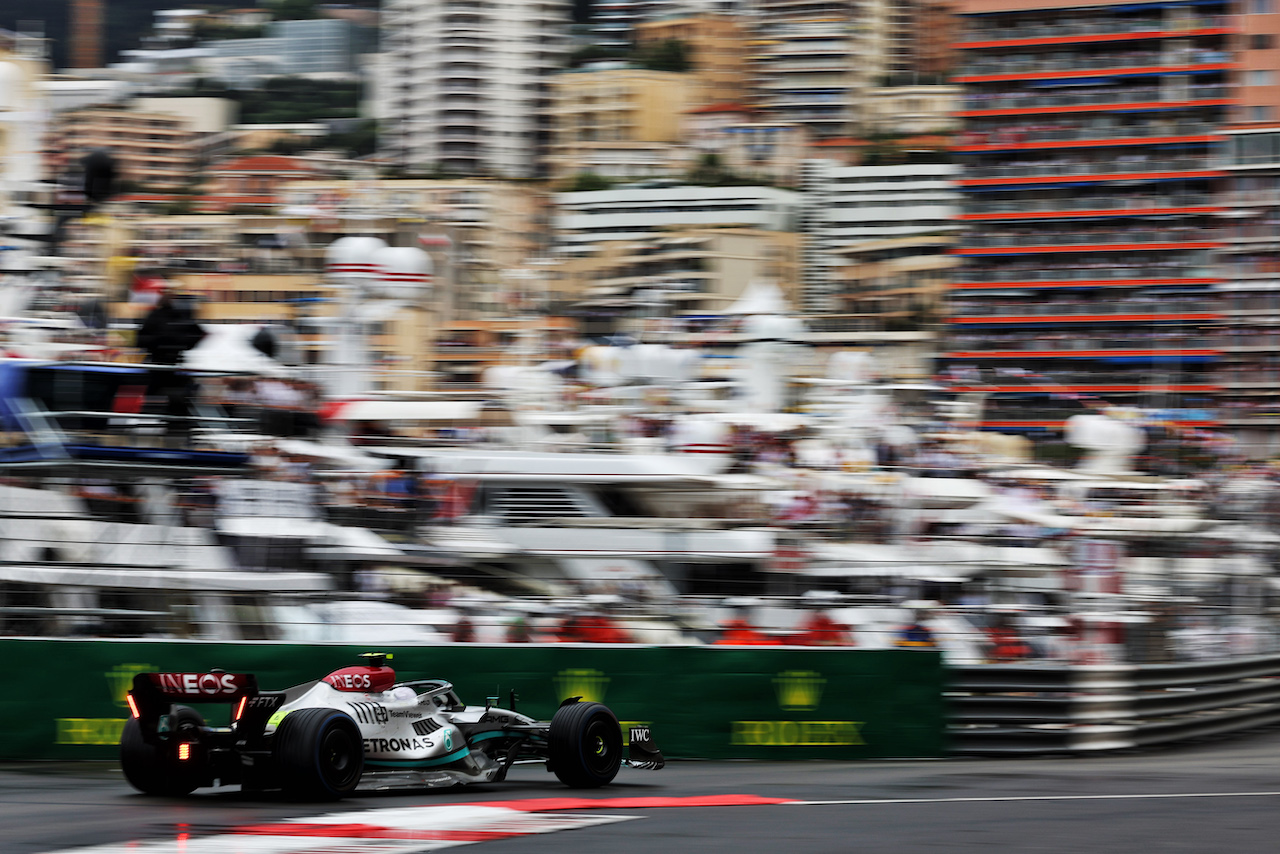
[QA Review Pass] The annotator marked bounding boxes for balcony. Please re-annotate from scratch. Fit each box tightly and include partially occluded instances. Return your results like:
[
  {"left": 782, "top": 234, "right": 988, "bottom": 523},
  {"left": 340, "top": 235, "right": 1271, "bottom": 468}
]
[
  {"left": 963, "top": 227, "right": 1218, "bottom": 249},
  {"left": 944, "top": 333, "right": 1220, "bottom": 357},
  {"left": 960, "top": 84, "right": 1230, "bottom": 116},
  {"left": 952, "top": 265, "right": 1215, "bottom": 286},
  {"left": 955, "top": 121, "right": 1219, "bottom": 151},
  {"left": 960, "top": 194, "right": 1218, "bottom": 220},
  {"left": 962, "top": 157, "right": 1216, "bottom": 183},
  {"left": 957, "top": 16, "right": 1230, "bottom": 48},
  {"left": 949, "top": 298, "right": 1217, "bottom": 321},
  {"left": 956, "top": 49, "right": 1233, "bottom": 82}
]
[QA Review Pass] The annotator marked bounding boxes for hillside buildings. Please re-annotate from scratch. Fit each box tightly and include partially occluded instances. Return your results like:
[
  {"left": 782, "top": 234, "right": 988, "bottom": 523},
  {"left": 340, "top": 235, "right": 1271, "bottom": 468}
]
[{"left": 380, "top": 0, "right": 570, "bottom": 179}]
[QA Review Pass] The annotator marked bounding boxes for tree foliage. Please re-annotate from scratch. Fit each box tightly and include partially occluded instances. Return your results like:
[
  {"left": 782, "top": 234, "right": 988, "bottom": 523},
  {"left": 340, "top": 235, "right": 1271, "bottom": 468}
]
[
  {"left": 160, "top": 77, "right": 362, "bottom": 124},
  {"left": 565, "top": 39, "right": 690, "bottom": 72},
  {"left": 633, "top": 39, "right": 690, "bottom": 72}
]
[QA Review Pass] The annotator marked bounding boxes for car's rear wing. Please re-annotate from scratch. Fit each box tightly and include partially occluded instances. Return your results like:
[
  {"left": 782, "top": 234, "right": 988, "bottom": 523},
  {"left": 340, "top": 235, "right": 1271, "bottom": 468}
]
[{"left": 127, "top": 672, "right": 284, "bottom": 742}]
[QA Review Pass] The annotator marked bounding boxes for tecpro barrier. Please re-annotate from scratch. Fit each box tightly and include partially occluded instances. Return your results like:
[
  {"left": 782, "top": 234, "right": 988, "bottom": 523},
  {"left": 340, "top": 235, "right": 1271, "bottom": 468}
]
[{"left": 0, "top": 639, "right": 944, "bottom": 762}]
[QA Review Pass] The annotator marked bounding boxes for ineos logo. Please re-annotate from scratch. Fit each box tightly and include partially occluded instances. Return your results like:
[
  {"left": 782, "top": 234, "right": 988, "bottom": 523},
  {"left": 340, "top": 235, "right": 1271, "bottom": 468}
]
[
  {"left": 326, "top": 673, "right": 373, "bottom": 690},
  {"left": 157, "top": 673, "right": 239, "bottom": 695}
]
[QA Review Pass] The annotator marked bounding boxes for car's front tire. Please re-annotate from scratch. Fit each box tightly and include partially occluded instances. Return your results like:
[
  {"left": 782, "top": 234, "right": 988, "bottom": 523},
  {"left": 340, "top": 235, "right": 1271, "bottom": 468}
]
[
  {"left": 120, "top": 705, "right": 205, "bottom": 796},
  {"left": 548, "top": 701, "right": 623, "bottom": 788},
  {"left": 272, "top": 708, "right": 364, "bottom": 800}
]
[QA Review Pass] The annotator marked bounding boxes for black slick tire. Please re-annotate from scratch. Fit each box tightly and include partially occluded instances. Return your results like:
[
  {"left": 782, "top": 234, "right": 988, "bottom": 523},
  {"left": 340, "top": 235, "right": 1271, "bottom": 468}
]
[
  {"left": 548, "top": 701, "right": 623, "bottom": 788},
  {"left": 272, "top": 708, "right": 364, "bottom": 800},
  {"left": 119, "top": 705, "right": 205, "bottom": 796}
]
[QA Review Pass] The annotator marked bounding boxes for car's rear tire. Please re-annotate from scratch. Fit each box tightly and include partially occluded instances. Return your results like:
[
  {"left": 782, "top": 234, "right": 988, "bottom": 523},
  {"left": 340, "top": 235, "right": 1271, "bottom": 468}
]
[
  {"left": 272, "top": 708, "right": 364, "bottom": 800},
  {"left": 548, "top": 701, "right": 622, "bottom": 788},
  {"left": 120, "top": 705, "right": 205, "bottom": 796}
]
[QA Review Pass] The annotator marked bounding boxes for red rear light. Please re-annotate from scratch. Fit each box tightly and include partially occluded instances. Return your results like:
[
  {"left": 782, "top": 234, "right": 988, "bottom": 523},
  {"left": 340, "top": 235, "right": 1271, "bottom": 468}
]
[
  {"left": 177, "top": 743, "right": 192, "bottom": 761},
  {"left": 233, "top": 695, "right": 248, "bottom": 722},
  {"left": 125, "top": 694, "right": 140, "bottom": 719}
]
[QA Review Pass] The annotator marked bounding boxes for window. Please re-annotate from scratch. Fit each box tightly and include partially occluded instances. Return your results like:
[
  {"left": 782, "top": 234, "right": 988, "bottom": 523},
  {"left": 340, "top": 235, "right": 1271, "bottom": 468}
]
[
  {"left": 1251, "top": 0, "right": 1273, "bottom": 12},
  {"left": 1248, "top": 70, "right": 1275, "bottom": 86},
  {"left": 1251, "top": 34, "right": 1274, "bottom": 50}
]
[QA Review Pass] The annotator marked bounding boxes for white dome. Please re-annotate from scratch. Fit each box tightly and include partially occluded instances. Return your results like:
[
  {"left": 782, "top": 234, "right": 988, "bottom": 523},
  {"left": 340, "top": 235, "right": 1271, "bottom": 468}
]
[
  {"left": 325, "top": 236, "right": 387, "bottom": 279},
  {"left": 370, "top": 246, "right": 432, "bottom": 300}
]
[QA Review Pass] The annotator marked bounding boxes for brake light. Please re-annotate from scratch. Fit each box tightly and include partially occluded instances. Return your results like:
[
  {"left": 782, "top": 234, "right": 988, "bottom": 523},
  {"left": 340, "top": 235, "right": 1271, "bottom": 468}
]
[
  {"left": 177, "top": 743, "right": 191, "bottom": 761},
  {"left": 233, "top": 695, "right": 248, "bottom": 722},
  {"left": 125, "top": 694, "right": 140, "bottom": 719}
]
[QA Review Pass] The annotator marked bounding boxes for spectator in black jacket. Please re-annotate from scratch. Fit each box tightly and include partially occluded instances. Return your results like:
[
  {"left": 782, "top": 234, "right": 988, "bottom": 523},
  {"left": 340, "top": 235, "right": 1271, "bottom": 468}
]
[{"left": 136, "top": 292, "right": 206, "bottom": 437}]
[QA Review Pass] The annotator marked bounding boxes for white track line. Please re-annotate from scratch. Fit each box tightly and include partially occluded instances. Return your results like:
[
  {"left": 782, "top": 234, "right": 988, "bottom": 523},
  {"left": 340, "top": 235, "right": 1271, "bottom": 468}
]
[{"left": 790, "top": 791, "right": 1280, "bottom": 806}]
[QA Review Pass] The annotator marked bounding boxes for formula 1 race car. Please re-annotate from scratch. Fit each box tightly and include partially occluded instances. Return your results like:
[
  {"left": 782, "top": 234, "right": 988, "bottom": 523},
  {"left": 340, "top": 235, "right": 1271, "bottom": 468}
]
[{"left": 120, "top": 653, "right": 664, "bottom": 799}]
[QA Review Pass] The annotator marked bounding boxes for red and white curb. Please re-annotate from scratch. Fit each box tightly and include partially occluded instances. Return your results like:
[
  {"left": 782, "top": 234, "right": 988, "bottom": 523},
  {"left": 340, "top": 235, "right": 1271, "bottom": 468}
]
[
  {"left": 39, "top": 791, "right": 1280, "bottom": 853},
  {"left": 40, "top": 796, "right": 788, "bottom": 854}
]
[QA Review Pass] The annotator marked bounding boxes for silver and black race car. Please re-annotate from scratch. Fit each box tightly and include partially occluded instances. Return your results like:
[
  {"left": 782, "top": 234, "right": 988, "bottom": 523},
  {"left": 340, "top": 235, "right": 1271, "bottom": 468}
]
[{"left": 120, "top": 653, "right": 664, "bottom": 799}]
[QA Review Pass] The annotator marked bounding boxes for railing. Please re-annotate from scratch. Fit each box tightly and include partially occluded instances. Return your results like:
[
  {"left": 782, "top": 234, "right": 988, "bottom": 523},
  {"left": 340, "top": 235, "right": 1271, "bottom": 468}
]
[
  {"left": 963, "top": 85, "right": 1228, "bottom": 111},
  {"left": 958, "top": 122, "right": 1218, "bottom": 146},
  {"left": 950, "top": 299, "right": 1217, "bottom": 318},
  {"left": 960, "top": 16, "right": 1226, "bottom": 44},
  {"left": 956, "top": 266, "right": 1213, "bottom": 284},
  {"left": 964, "top": 230, "right": 1217, "bottom": 248},
  {"left": 948, "top": 336, "right": 1218, "bottom": 352},
  {"left": 962, "top": 195, "right": 1216, "bottom": 216},
  {"left": 966, "top": 159, "right": 1214, "bottom": 179},
  {"left": 948, "top": 655, "right": 1280, "bottom": 755},
  {"left": 959, "top": 50, "right": 1230, "bottom": 77}
]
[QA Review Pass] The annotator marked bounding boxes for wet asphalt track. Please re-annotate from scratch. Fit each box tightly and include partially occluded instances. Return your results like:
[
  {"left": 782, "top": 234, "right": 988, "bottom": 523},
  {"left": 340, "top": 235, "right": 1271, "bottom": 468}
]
[{"left": 7, "top": 728, "right": 1280, "bottom": 854}]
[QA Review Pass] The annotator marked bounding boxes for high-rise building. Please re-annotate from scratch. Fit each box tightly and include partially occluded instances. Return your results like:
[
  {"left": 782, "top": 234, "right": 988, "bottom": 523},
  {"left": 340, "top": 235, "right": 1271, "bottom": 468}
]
[
  {"left": 945, "top": 0, "right": 1234, "bottom": 436},
  {"left": 800, "top": 159, "right": 959, "bottom": 314},
  {"left": 747, "top": 0, "right": 889, "bottom": 139},
  {"left": 1219, "top": 125, "right": 1280, "bottom": 456},
  {"left": 381, "top": 0, "right": 571, "bottom": 179},
  {"left": 68, "top": 0, "right": 104, "bottom": 69}
]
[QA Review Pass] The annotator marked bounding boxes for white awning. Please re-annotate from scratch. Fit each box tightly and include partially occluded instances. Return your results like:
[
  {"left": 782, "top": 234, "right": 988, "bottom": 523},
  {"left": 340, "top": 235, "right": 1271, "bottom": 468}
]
[
  {"left": 326, "top": 400, "right": 483, "bottom": 422},
  {"left": 0, "top": 564, "right": 331, "bottom": 592}
]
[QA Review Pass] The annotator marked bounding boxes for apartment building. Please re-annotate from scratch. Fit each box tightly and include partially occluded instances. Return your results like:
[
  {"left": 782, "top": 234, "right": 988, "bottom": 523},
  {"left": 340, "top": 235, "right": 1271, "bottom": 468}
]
[
  {"left": 554, "top": 183, "right": 800, "bottom": 253},
  {"left": 380, "top": 0, "right": 569, "bottom": 179},
  {"left": 634, "top": 14, "right": 752, "bottom": 107},
  {"left": 1219, "top": 125, "right": 1280, "bottom": 455},
  {"left": 946, "top": 0, "right": 1234, "bottom": 435},
  {"left": 678, "top": 104, "right": 808, "bottom": 185},
  {"left": 799, "top": 160, "right": 959, "bottom": 314},
  {"left": 747, "top": 0, "right": 889, "bottom": 139},
  {"left": 46, "top": 103, "right": 204, "bottom": 192},
  {"left": 559, "top": 226, "right": 802, "bottom": 323},
  {"left": 832, "top": 234, "right": 959, "bottom": 333},
  {"left": 548, "top": 65, "right": 694, "bottom": 182}
]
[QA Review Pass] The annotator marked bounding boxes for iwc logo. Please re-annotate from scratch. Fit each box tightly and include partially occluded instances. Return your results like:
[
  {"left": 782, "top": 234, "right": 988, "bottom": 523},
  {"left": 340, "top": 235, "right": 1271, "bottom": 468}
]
[
  {"left": 731, "top": 669, "right": 864, "bottom": 748},
  {"left": 773, "top": 670, "right": 826, "bottom": 712},
  {"left": 554, "top": 669, "right": 610, "bottom": 703}
]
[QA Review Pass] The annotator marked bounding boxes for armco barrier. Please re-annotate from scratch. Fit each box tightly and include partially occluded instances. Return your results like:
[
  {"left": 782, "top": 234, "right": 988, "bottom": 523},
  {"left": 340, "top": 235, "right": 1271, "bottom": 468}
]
[
  {"left": 948, "top": 654, "right": 1280, "bottom": 755},
  {"left": 0, "top": 640, "right": 944, "bottom": 761}
]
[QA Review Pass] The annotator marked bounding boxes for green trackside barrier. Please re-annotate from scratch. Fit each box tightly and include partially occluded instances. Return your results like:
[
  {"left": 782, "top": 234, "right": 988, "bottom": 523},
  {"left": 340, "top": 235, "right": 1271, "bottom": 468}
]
[{"left": 0, "top": 640, "right": 944, "bottom": 761}]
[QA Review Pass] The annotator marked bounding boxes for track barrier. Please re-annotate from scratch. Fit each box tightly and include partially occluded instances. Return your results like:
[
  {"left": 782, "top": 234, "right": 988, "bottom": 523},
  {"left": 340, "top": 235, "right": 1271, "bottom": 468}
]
[
  {"left": 948, "top": 654, "right": 1280, "bottom": 754},
  {"left": 0, "top": 639, "right": 944, "bottom": 761}
]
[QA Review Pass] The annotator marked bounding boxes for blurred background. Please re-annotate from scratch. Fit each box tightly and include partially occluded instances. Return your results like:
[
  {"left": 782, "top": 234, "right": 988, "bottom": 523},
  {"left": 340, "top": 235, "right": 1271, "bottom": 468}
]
[{"left": 1, "top": 0, "right": 1279, "bottom": 664}]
